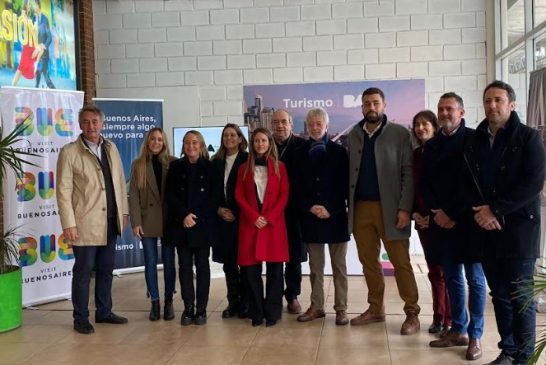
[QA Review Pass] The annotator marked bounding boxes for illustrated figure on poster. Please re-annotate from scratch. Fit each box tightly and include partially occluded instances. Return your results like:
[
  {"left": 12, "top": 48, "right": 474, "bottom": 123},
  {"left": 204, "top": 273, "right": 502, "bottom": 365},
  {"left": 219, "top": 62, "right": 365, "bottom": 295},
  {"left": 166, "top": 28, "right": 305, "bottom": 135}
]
[
  {"left": 34, "top": 0, "right": 56, "bottom": 89},
  {"left": 12, "top": 0, "right": 44, "bottom": 86}
]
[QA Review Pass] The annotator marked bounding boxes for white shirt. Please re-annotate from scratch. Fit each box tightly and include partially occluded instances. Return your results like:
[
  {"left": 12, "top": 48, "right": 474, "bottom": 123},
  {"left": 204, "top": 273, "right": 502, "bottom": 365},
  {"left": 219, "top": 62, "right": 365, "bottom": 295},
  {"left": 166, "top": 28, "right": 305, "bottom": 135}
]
[
  {"left": 253, "top": 165, "right": 268, "bottom": 204},
  {"left": 224, "top": 152, "right": 238, "bottom": 198},
  {"left": 83, "top": 137, "right": 102, "bottom": 159}
]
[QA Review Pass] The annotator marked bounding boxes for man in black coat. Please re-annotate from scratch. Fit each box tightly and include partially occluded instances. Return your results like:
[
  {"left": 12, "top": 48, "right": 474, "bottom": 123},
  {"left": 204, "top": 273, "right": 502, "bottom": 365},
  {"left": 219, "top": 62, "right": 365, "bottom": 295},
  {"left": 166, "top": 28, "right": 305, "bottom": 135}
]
[
  {"left": 271, "top": 109, "right": 306, "bottom": 314},
  {"left": 423, "top": 93, "right": 486, "bottom": 361},
  {"left": 464, "top": 81, "right": 545, "bottom": 365}
]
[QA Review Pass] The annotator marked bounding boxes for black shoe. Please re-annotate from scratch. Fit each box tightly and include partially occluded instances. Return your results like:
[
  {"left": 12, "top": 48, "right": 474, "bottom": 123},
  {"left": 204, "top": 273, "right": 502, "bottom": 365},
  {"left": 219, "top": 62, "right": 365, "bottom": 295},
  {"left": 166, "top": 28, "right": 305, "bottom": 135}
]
[
  {"left": 181, "top": 306, "right": 195, "bottom": 326},
  {"left": 265, "top": 319, "right": 277, "bottom": 327},
  {"left": 74, "top": 320, "right": 95, "bottom": 334},
  {"left": 484, "top": 352, "right": 515, "bottom": 365},
  {"left": 96, "top": 313, "right": 128, "bottom": 324},
  {"left": 164, "top": 298, "right": 175, "bottom": 321},
  {"left": 222, "top": 305, "right": 238, "bottom": 318},
  {"left": 251, "top": 318, "right": 263, "bottom": 327},
  {"left": 149, "top": 300, "right": 160, "bottom": 321},
  {"left": 195, "top": 311, "right": 207, "bottom": 325},
  {"left": 238, "top": 305, "right": 249, "bottom": 319}
]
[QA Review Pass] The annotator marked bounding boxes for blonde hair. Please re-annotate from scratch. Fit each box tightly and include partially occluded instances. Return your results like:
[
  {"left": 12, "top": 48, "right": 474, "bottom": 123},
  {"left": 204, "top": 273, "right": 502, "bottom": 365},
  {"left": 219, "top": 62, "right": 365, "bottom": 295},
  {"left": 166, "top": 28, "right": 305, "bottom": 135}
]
[
  {"left": 212, "top": 123, "right": 248, "bottom": 160},
  {"left": 244, "top": 127, "right": 280, "bottom": 178},
  {"left": 182, "top": 130, "right": 209, "bottom": 160},
  {"left": 133, "top": 127, "right": 171, "bottom": 190}
]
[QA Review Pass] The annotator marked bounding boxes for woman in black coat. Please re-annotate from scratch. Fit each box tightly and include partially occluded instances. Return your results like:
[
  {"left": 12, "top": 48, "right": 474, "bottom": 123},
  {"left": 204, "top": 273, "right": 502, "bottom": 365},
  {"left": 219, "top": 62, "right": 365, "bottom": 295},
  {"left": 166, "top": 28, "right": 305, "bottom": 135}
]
[
  {"left": 211, "top": 124, "right": 249, "bottom": 319},
  {"left": 294, "top": 108, "right": 350, "bottom": 326},
  {"left": 165, "top": 130, "right": 213, "bottom": 326}
]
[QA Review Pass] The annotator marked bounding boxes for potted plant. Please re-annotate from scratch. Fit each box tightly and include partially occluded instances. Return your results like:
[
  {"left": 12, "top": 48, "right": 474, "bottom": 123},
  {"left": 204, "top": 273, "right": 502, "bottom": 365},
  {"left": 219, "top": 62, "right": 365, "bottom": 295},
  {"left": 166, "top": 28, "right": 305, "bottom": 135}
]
[{"left": 0, "top": 120, "right": 37, "bottom": 332}]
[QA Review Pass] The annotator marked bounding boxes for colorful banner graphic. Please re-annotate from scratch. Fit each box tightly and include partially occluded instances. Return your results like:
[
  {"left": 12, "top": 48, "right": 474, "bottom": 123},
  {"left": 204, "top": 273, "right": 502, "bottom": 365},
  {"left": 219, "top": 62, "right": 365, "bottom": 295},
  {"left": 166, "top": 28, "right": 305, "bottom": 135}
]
[
  {"left": 243, "top": 80, "right": 426, "bottom": 274},
  {"left": 0, "top": 0, "right": 77, "bottom": 90},
  {"left": 93, "top": 98, "right": 163, "bottom": 270},
  {"left": 243, "top": 79, "right": 425, "bottom": 142},
  {"left": 1, "top": 86, "right": 83, "bottom": 305}
]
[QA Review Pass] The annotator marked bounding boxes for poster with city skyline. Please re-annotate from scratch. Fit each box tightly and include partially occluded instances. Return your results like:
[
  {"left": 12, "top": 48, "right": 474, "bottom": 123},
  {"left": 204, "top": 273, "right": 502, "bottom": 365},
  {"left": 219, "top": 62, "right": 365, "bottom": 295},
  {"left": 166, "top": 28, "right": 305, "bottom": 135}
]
[{"left": 243, "top": 79, "right": 425, "bottom": 141}]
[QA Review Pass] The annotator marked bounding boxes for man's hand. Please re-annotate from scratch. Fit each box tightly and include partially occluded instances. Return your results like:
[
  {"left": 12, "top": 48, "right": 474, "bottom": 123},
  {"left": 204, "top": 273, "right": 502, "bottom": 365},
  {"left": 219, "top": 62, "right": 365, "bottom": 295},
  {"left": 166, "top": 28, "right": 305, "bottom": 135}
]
[
  {"left": 310, "top": 205, "right": 331, "bottom": 219},
  {"left": 395, "top": 210, "right": 410, "bottom": 229},
  {"left": 430, "top": 208, "right": 456, "bottom": 229},
  {"left": 63, "top": 227, "right": 79, "bottom": 241},
  {"left": 473, "top": 205, "right": 502, "bottom": 230},
  {"left": 218, "top": 207, "right": 236, "bottom": 222}
]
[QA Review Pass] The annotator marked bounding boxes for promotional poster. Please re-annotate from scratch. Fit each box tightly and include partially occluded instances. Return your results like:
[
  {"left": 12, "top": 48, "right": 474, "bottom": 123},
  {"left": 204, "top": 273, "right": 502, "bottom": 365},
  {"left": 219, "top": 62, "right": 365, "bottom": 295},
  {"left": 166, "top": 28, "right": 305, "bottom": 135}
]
[
  {"left": 0, "top": 86, "right": 83, "bottom": 305},
  {"left": 0, "top": 0, "right": 77, "bottom": 90}
]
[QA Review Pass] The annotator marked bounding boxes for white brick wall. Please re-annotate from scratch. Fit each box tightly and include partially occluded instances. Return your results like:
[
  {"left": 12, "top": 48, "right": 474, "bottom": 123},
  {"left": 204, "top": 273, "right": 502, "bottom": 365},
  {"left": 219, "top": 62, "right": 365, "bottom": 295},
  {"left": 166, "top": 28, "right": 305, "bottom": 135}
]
[{"left": 94, "top": 0, "right": 488, "bottom": 132}]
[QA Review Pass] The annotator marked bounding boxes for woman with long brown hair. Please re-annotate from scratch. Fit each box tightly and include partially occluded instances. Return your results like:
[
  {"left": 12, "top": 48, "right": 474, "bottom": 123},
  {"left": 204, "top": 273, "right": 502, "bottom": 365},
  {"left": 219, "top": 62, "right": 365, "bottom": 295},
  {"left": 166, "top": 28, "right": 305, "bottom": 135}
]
[
  {"left": 235, "top": 127, "right": 289, "bottom": 327},
  {"left": 211, "top": 124, "right": 250, "bottom": 319}
]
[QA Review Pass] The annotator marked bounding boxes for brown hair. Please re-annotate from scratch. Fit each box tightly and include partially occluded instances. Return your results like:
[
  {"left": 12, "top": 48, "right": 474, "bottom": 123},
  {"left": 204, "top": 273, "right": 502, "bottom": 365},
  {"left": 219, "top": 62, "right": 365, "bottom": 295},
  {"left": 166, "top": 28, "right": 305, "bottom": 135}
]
[
  {"left": 212, "top": 123, "right": 248, "bottom": 160},
  {"left": 182, "top": 130, "right": 209, "bottom": 160},
  {"left": 132, "top": 128, "right": 171, "bottom": 190},
  {"left": 244, "top": 127, "right": 280, "bottom": 178}
]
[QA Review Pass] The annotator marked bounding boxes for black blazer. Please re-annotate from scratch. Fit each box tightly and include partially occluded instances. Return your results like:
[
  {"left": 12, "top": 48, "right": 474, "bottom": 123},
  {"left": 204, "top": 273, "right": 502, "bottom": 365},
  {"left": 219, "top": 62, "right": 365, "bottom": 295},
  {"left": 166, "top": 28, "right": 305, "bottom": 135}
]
[
  {"left": 422, "top": 121, "right": 475, "bottom": 263},
  {"left": 294, "top": 139, "right": 349, "bottom": 244},
  {"left": 463, "top": 111, "right": 545, "bottom": 259},
  {"left": 210, "top": 151, "right": 248, "bottom": 263},
  {"left": 165, "top": 157, "right": 214, "bottom": 248}
]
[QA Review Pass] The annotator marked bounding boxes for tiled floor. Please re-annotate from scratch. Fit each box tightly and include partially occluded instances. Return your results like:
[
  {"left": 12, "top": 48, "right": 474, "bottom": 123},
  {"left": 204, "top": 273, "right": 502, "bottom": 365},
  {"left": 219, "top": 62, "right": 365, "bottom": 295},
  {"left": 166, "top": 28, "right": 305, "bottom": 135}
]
[{"left": 1, "top": 256, "right": 545, "bottom": 365}]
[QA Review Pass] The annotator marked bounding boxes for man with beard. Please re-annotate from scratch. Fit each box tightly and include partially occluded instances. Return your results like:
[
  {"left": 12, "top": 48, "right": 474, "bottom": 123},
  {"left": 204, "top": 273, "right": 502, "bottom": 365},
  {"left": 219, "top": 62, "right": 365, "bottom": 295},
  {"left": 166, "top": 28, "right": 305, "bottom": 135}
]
[
  {"left": 347, "top": 87, "right": 420, "bottom": 335},
  {"left": 271, "top": 109, "right": 307, "bottom": 314},
  {"left": 423, "top": 93, "right": 486, "bottom": 361},
  {"left": 464, "top": 81, "right": 544, "bottom": 365}
]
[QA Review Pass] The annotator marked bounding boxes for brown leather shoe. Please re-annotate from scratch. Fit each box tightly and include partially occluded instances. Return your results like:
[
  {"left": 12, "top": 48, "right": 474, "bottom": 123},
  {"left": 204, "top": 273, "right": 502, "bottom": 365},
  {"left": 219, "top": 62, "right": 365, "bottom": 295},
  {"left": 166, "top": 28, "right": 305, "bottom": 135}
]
[
  {"left": 400, "top": 313, "right": 420, "bottom": 335},
  {"left": 429, "top": 330, "right": 469, "bottom": 347},
  {"left": 335, "top": 310, "right": 349, "bottom": 326},
  {"left": 287, "top": 299, "right": 302, "bottom": 314},
  {"left": 350, "top": 310, "right": 385, "bottom": 326},
  {"left": 297, "top": 308, "right": 325, "bottom": 322},
  {"left": 466, "top": 338, "right": 482, "bottom": 360}
]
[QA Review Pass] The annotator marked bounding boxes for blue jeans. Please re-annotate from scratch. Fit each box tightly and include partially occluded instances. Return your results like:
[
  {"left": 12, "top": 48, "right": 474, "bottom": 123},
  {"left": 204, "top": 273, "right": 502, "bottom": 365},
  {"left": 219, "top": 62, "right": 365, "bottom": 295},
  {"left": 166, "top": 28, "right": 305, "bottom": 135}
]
[
  {"left": 141, "top": 237, "right": 176, "bottom": 301},
  {"left": 441, "top": 259, "right": 486, "bottom": 339},
  {"left": 482, "top": 257, "right": 536, "bottom": 364}
]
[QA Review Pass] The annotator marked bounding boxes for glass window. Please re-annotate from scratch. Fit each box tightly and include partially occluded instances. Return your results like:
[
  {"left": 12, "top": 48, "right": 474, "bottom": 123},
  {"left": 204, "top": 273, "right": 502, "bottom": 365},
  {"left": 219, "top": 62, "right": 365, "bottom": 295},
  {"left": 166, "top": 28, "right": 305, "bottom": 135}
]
[
  {"left": 506, "top": 46, "right": 527, "bottom": 122},
  {"left": 507, "top": 0, "right": 525, "bottom": 47},
  {"left": 536, "top": 32, "right": 546, "bottom": 69},
  {"left": 534, "top": 0, "right": 546, "bottom": 26}
]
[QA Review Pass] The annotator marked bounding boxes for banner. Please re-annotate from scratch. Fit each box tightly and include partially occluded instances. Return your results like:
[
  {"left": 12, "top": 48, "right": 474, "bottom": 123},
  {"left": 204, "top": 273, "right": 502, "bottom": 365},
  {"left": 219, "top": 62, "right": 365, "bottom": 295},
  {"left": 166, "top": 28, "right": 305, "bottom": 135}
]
[
  {"left": 0, "top": 86, "right": 83, "bottom": 305},
  {"left": 93, "top": 98, "right": 163, "bottom": 270},
  {"left": 0, "top": 0, "right": 77, "bottom": 90},
  {"left": 243, "top": 80, "right": 426, "bottom": 275}
]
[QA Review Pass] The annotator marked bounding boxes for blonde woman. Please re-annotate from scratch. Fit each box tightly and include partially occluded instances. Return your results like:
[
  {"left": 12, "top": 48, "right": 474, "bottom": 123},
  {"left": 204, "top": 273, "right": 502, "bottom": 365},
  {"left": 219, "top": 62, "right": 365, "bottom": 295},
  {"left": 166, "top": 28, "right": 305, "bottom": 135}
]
[
  {"left": 129, "top": 128, "right": 176, "bottom": 321},
  {"left": 165, "top": 131, "right": 213, "bottom": 326},
  {"left": 235, "top": 128, "right": 289, "bottom": 327}
]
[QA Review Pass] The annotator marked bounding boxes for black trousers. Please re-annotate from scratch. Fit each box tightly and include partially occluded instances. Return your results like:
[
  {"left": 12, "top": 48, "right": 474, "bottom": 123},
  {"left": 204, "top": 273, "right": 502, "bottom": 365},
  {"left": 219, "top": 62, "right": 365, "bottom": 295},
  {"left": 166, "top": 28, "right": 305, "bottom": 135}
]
[
  {"left": 72, "top": 218, "right": 117, "bottom": 322},
  {"left": 177, "top": 245, "right": 210, "bottom": 312},
  {"left": 246, "top": 263, "right": 283, "bottom": 322},
  {"left": 284, "top": 260, "right": 302, "bottom": 301},
  {"left": 223, "top": 262, "right": 248, "bottom": 309}
]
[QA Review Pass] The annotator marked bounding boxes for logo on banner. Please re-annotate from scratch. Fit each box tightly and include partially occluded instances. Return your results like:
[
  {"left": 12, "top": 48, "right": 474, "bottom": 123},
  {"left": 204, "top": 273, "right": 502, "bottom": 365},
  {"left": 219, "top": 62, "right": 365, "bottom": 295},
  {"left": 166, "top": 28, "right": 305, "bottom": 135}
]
[
  {"left": 19, "top": 234, "right": 74, "bottom": 267},
  {"left": 343, "top": 95, "right": 361, "bottom": 108},
  {"left": 15, "top": 106, "right": 75, "bottom": 137},
  {"left": 16, "top": 171, "right": 55, "bottom": 201}
]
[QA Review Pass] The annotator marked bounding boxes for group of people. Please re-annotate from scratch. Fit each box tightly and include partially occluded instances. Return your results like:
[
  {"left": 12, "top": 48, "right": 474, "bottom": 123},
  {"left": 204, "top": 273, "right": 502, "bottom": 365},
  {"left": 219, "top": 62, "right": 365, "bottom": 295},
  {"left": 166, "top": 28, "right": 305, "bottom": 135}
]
[{"left": 56, "top": 80, "right": 544, "bottom": 365}]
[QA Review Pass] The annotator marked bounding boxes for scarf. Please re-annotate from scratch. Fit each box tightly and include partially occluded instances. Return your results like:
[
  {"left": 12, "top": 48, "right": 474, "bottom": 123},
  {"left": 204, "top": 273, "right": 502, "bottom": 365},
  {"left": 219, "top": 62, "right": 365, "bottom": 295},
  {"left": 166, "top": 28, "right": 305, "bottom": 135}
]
[{"left": 308, "top": 133, "right": 328, "bottom": 159}]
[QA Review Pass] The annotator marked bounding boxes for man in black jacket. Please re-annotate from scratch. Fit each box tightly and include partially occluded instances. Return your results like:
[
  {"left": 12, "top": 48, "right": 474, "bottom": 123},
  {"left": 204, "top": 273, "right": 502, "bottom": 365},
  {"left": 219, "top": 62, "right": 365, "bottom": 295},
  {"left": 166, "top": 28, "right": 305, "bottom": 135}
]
[
  {"left": 271, "top": 109, "right": 306, "bottom": 314},
  {"left": 424, "top": 93, "right": 486, "bottom": 361},
  {"left": 464, "top": 80, "right": 545, "bottom": 365}
]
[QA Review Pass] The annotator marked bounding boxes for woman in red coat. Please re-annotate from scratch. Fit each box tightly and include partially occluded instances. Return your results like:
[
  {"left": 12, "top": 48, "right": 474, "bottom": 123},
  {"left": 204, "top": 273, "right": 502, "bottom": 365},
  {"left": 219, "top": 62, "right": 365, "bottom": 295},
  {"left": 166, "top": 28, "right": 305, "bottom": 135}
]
[{"left": 235, "top": 127, "right": 289, "bottom": 327}]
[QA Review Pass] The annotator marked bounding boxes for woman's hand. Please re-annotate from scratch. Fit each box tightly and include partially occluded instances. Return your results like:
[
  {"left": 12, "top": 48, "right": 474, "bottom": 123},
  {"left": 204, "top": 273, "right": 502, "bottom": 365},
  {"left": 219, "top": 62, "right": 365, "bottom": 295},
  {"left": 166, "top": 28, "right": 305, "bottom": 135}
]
[
  {"left": 255, "top": 216, "right": 268, "bottom": 229},
  {"left": 183, "top": 213, "right": 198, "bottom": 228},
  {"left": 133, "top": 225, "right": 144, "bottom": 238}
]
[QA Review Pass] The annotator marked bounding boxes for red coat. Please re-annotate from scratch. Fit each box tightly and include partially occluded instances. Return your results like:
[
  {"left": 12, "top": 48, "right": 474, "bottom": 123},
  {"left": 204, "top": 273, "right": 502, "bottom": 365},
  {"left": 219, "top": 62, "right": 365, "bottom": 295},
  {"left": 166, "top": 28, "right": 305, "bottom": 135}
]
[{"left": 235, "top": 159, "right": 289, "bottom": 266}]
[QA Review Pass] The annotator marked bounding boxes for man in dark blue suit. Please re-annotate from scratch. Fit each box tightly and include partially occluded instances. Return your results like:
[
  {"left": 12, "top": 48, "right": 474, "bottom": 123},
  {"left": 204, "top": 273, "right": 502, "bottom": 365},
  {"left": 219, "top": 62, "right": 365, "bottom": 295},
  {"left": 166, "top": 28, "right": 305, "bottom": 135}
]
[{"left": 464, "top": 80, "right": 546, "bottom": 365}]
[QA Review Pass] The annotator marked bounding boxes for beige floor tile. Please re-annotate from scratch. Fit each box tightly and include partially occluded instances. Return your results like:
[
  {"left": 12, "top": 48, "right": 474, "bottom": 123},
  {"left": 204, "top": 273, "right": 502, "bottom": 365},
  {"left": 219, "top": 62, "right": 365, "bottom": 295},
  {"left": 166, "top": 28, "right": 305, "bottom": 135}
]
[
  {"left": 241, "top": 344, "right": 317, "bottom": 365},
  {"left": 0, "top": 342, "right": 50, "bottom": 364},
  {"left": 0, "top": 324, "right": 69, "bottom": 344},
  {"left": 316, "top": 346, "right": 391, "bottom": 365},
  {"left": 166, "top": 345, "right": 248, "bottom": 365}
]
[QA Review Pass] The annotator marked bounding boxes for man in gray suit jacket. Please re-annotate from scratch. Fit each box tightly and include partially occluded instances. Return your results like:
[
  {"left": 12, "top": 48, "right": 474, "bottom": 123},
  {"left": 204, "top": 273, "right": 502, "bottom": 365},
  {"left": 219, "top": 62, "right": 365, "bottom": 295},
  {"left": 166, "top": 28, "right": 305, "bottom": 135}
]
[{"left": 347, "top": 87, "right": 420, "bottom": 335}]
